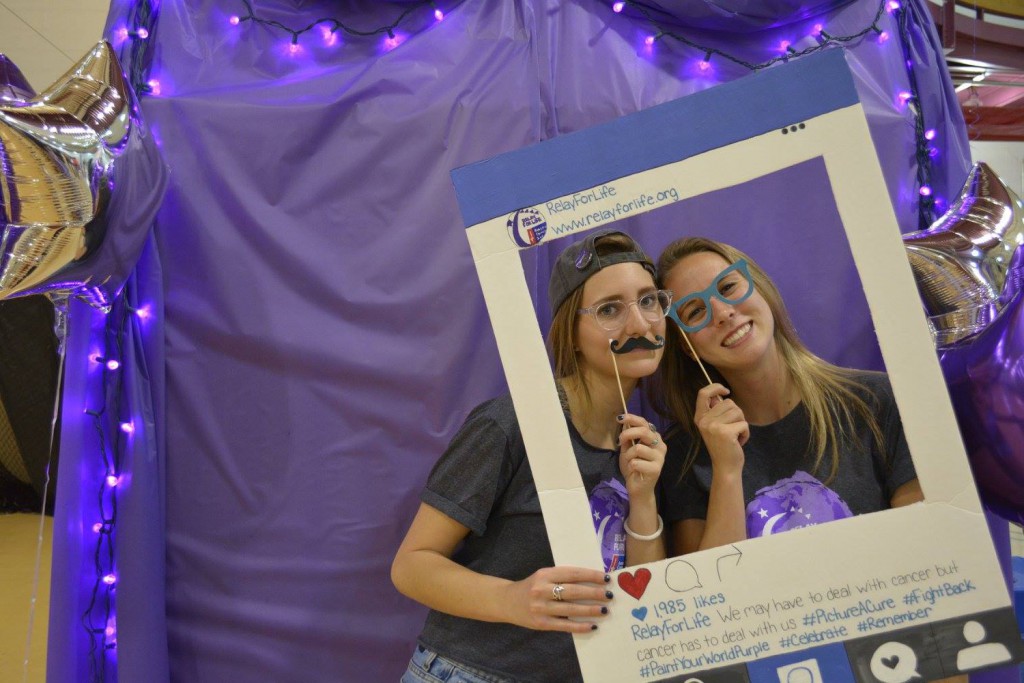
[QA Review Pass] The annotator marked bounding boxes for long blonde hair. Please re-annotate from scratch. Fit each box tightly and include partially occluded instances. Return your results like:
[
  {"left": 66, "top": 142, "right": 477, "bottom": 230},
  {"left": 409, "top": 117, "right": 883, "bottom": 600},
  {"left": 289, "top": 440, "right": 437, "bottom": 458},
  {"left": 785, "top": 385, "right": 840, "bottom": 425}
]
[{"left": 649, "top": 237, "right": 884, "bottom": 484}]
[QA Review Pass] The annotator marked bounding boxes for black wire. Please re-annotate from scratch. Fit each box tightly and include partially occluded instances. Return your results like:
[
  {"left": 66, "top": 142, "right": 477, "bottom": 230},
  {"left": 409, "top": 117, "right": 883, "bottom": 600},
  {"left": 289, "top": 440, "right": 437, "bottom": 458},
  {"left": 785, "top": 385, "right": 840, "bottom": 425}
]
[
  {"left": 79, "top": 283, "right": 138, "bottom": 682},
  {"left": 125, "top": 0, "right": 157, "bottom": 94},
  {"left": 236, "top": 0, "right": 447, "bottom": 43},
  {"left": 894, "top": 4, "right": 935, "bottom": 228},
  {"left": 620, "top": 0, "right": 886, "bottom": 71},
  {"left": 614, "top": 0, "right": 933, "bottom": 227}
]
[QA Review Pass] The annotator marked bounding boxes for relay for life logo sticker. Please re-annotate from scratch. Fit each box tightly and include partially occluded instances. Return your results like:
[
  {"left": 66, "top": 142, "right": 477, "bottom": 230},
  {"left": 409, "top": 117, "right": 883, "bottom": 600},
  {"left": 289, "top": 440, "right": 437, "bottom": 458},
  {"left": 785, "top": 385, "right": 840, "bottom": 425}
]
[{"left": 506, "top": 207, "right": 547, "bottom": 247}]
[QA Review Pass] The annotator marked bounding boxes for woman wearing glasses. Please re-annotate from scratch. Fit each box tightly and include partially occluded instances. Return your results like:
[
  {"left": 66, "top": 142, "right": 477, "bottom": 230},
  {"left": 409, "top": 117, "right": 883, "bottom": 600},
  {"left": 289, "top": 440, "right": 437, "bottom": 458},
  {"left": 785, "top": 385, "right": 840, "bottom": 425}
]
[
  {"left": 652, "top": 236, "right": 922, "bottom": 554},
  {"left": 392, "top": 229, "right": 671, "bottom": 683}
]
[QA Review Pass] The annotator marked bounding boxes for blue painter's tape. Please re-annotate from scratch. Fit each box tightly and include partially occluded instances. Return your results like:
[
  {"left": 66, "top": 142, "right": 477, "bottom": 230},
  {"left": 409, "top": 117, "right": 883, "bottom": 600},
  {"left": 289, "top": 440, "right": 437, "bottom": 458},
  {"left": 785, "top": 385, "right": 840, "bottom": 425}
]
[{"left": 451, "top": 48, "right": 860, "bottom": 228}]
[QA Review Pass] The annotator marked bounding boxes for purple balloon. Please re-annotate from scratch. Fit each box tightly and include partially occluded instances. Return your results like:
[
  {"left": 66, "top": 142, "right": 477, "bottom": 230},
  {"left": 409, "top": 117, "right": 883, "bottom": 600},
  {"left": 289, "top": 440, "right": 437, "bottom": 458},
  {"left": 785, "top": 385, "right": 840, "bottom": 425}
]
[{"left": 942, "top": 283, "right": 1024, "bottom": 525}]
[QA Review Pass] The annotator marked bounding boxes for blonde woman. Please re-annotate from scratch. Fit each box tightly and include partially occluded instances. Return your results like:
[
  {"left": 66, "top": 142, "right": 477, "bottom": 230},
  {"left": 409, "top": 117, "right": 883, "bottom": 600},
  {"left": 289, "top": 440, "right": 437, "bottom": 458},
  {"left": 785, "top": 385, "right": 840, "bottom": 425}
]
[{"left": 652, "top": 237, "right": 922, "bottom": 554}]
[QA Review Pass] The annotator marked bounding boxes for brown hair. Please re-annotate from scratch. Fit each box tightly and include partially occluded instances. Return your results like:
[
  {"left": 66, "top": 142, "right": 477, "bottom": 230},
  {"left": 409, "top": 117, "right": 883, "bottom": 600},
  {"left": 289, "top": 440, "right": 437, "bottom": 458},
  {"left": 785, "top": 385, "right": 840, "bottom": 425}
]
[{"left": 649, "top": 236, "right": 884, "bottom": 484}]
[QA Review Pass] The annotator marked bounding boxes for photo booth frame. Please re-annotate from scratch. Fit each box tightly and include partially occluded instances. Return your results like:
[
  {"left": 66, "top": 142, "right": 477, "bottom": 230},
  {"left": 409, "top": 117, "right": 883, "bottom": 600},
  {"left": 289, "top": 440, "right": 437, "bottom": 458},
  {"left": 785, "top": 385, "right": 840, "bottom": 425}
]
[{"left": 451, "top": 51, "right": 1022, "bottom": 683}]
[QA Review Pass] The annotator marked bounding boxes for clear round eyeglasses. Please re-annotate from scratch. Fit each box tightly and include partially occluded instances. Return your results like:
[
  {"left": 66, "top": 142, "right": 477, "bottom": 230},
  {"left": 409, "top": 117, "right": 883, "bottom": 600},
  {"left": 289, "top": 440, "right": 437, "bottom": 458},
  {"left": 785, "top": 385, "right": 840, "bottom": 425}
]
[{"left": 577, "top": 290, "right": 674, "bottom": 331}]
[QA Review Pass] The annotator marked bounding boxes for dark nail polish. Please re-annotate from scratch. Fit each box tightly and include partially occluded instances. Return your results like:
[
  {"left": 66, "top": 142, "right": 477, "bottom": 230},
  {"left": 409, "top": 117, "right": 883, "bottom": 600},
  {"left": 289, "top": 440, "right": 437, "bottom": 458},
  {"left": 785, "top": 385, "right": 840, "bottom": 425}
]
[
  {"left": 604, "top": 574, "right": 611, "bottom": 583},
  {"left": 605, "top": 590, "right": 614, "bottom": 599},
  {"left": 591, "top": 624, "right": 599, "bottom": 631},
  {"left": 616, "top": 414, "right": 624, "bottom": 421},
  {"left": 601, "top": 606, "right": 608, "bottom": 614}
]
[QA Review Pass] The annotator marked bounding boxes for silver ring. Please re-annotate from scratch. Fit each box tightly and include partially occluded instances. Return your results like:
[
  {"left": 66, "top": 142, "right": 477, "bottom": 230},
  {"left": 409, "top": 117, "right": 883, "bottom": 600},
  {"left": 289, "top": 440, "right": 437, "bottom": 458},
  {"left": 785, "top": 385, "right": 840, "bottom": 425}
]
[
  {"left": 651, "top": 438, "right": 660, "bottom": 447},
  {"left": 552, "top": 584, "right": 565, "bottom": 601}
]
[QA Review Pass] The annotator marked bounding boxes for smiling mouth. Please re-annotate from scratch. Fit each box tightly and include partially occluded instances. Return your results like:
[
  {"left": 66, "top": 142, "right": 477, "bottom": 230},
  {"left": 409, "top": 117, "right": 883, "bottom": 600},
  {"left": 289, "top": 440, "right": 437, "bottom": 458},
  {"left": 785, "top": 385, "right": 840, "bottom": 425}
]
[{"left": 722, "top": 322, "right": 752, "bottom": 347}]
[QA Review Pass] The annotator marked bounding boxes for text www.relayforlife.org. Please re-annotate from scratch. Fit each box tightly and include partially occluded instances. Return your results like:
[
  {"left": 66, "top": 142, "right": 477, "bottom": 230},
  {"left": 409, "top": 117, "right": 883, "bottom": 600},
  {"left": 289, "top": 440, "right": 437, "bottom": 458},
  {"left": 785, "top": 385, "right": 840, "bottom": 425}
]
[{"left": 546, "top": 184, "right": 680, "bottom": 236}]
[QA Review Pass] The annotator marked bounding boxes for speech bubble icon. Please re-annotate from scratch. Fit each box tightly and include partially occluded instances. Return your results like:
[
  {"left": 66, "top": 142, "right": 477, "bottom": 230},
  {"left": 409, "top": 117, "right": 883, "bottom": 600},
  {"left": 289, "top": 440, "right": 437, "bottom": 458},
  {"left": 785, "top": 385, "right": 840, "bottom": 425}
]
[
  {"left": 665, "top": 560, "right": 702, "bottom": 592},
  {"left": 870, "top": 642, "right": 921, "bottom": 683}
]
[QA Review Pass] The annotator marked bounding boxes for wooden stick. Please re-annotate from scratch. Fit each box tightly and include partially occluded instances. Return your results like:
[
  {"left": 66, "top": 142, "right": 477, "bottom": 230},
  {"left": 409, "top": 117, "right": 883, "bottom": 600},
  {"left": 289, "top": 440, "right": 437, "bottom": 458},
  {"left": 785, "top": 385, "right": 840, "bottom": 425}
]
[
  {"left": 609, "top": 340, "right": 643, "bottom": 482},
  {"left": 676, "top": 323, "right": 714, "bottom": 386}
]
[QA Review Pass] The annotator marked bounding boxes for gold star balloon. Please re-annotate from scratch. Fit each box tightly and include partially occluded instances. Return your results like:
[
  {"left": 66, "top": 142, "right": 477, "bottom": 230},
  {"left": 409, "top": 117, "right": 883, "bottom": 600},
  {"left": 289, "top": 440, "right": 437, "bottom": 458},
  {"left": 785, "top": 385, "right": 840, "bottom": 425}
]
[{"left": 0, "top": 41, "right": 166, "bottom": 309}]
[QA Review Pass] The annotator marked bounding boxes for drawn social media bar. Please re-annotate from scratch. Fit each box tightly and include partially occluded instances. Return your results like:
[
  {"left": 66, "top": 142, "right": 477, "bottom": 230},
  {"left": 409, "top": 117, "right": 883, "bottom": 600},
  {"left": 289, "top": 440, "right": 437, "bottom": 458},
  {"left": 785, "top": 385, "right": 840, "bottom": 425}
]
[{"left": 450, "top": 49, "right": 1023, "bottom": 682}]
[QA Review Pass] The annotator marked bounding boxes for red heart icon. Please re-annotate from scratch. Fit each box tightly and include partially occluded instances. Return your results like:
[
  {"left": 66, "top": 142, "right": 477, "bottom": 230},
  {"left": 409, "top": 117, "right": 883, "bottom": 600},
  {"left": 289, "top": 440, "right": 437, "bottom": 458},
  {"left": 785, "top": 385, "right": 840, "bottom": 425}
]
[{"left": 617, "top": 568, "right": 652, "bottom": 600}]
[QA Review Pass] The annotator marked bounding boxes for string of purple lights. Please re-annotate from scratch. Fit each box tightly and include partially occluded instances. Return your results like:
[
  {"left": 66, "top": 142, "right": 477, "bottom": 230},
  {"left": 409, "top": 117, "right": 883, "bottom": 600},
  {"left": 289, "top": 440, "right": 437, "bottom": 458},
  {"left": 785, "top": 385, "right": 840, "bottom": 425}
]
[
  {"left": 79, "top": 286, "right": 154, "bottom": 683},
  {"left": 214, "top": 0, "right": 939, "bottom": 225},
  {"left": 77, "top": 1, "right": 160, "bottom": 679},
  {"left": 227, "top": 0, "right": 451, "bottom": 54},
  {"left": 609, "top": 0, "right": 939, "bottom": 226},
  {"left": 81, "top": 301, "right": 126, "bottom": 680}
]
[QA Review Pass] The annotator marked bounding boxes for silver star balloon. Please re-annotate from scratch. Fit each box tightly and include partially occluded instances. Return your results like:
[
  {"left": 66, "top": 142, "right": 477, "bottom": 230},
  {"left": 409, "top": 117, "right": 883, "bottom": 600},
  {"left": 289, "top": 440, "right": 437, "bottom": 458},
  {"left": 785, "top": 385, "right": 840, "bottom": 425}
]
[
  {"left": 0, "top": 41, "right": 164, "bottom": 309},
  {"left": 903, "top": 162, "right": 1024, "bottom": 350},
  {"left": 904, "top": 163, "right": 1024, "bottom": 523}
]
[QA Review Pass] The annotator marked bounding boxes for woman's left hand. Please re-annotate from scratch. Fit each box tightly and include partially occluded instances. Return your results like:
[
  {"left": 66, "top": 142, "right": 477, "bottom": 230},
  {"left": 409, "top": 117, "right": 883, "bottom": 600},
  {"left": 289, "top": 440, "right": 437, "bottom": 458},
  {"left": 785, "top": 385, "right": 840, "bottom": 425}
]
[{"left": 617, "top": 413, "right": 666, "bottom": 496}]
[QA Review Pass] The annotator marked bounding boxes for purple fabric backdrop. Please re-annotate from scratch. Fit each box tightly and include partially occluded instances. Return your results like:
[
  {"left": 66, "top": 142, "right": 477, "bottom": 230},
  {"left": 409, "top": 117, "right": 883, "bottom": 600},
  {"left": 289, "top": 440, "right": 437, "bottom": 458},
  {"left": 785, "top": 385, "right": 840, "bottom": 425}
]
[{"left": 45, "top": 0, "right": 994, "bottom": 681}]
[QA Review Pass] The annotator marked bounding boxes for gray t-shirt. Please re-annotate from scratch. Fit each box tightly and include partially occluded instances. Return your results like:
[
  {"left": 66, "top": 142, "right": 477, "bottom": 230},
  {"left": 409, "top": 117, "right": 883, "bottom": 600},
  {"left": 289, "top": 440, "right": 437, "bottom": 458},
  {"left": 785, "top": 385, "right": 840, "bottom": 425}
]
[
  {"left": 661, "top": 371, "right": 917, "bottom": 537},
  {"left": 418, "top": 394, "right": 628, "bottom": 683}
]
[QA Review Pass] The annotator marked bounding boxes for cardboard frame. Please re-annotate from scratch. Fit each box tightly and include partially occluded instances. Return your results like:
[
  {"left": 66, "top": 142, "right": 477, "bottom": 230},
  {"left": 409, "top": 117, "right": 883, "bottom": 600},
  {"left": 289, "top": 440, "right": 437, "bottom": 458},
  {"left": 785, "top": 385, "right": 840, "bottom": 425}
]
[{"left": 451, "top": 51, "right": 1022, "bottom": 683}]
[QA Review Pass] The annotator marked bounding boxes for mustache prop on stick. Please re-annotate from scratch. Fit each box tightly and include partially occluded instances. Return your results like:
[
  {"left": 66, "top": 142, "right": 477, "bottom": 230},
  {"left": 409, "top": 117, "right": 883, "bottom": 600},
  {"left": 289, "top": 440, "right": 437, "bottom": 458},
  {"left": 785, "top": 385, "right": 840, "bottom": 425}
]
[{"left": 610, "top": 335, "right": 665, "bottom": 354}]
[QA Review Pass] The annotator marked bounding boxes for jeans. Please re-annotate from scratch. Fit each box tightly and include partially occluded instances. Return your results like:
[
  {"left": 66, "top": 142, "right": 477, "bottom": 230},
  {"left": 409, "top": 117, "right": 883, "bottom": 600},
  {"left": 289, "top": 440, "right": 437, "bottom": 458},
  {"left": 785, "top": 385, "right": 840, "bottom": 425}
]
[{"left": 400, "top": 645, "right": 513, "bottom": 683}]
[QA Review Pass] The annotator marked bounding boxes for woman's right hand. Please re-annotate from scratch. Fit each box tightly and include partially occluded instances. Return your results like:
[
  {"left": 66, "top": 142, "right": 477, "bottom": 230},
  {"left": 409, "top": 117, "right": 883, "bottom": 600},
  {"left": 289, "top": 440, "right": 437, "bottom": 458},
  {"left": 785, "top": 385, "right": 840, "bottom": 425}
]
[
  {"left": 694, "top": 383, "right": 748, "bottom": 473},
  {"left": 502, "top": 566, "right": 612, "bottom": 633}
]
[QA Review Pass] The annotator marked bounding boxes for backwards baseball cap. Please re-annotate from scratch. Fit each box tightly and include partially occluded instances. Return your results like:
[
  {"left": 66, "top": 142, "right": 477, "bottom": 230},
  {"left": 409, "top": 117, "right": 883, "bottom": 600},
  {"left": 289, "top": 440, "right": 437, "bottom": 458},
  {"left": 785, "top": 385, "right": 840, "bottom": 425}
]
[{"left": 547, "top": 229, "right": 656, "bottom": 314}]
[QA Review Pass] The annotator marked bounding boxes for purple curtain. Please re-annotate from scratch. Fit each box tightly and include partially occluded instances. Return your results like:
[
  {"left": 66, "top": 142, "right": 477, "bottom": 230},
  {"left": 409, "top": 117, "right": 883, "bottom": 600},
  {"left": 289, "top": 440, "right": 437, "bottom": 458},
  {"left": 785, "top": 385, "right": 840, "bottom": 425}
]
[{"left": 46, "top": 1, "right": 989, "bottom": 681}]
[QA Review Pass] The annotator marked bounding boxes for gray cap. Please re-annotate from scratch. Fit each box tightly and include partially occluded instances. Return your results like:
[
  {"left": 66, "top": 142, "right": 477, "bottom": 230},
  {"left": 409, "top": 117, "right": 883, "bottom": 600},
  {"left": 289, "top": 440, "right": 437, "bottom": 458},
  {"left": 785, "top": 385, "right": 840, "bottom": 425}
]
[{"left": 547, "top": 229, "right": 655, "bottom": 314}]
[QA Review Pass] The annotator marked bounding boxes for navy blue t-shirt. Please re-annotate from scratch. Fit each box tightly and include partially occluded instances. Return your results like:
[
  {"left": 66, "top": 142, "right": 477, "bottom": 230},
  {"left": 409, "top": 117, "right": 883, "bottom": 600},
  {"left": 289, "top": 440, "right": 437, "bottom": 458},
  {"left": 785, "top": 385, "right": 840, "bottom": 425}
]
[
  {"left": 418, "top": 395, "right": 628, "bottom": 683},
  {"left": 661, "top": 371, "right": 917, "bottom": 538}
]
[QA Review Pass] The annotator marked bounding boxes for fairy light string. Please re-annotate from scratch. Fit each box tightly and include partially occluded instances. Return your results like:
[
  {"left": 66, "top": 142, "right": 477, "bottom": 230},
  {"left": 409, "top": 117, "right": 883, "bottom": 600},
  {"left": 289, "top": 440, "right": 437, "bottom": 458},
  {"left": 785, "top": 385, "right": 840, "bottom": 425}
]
[
  {"left": 226, "top": 0, "right": 940, "bottom": 226},
  {"left": 230, "top": 0, "right": 453, "bottom": 48},
  {"left": 610, "top": 0, "right": 939, "bottom": 228},
  {"left": 619, "top": 0, "right": 888, "bottom": 71},
  {"left": 893, "top": 1, "right": 938, "bottom": 227},
  {"left": 121, "top": 0, "right": 159, "bottom": 94},
  {"left": 80, "top": 291, "right": 137, "bottom": 681},
  {"left": 73, "top": 1, "right": 162, "bottom": 679}
]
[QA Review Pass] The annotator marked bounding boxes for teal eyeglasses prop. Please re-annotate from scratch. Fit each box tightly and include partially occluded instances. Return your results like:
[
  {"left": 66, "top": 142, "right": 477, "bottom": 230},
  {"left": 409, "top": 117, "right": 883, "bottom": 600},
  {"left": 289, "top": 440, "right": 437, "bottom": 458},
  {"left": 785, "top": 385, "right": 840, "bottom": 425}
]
[{"left": 666, "top": 260, "right": 755, "bottom": 334}]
